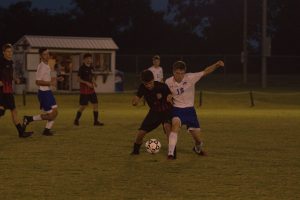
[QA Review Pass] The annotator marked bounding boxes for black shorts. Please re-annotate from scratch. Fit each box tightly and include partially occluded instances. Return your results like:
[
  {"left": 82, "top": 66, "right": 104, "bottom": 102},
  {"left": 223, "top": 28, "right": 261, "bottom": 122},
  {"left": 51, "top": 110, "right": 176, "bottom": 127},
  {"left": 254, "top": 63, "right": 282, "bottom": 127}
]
[
  {"left": 139, "top": 110, "right": 172, "bottom": 133},
  {"left": 0, "top": 93, "right": 16, "bottom": 110},
  {"left": 79, "top": 93, "right": 98, "bottom": 105}
]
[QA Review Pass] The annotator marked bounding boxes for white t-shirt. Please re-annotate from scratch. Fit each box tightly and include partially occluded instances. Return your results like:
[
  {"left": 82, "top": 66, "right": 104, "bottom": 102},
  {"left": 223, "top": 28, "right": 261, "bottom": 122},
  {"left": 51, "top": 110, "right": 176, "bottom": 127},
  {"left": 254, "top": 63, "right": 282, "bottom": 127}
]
[
  {"left": 165, "top": 72, "right": 205, "bottom": 108},
  {"left": 36, "top": 61, "right": 51, "bottom": 91},
  {"left": 148, "top": 66, "right": 163, "bottom": 82}
]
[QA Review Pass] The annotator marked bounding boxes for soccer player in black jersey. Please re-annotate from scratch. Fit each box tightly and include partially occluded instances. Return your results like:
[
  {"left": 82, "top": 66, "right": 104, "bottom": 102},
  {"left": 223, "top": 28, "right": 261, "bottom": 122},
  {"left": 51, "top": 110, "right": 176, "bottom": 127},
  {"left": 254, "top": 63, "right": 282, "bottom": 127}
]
[
  {"left": 0, "top": 43, "right": 32, "bottom": 138},
  {"left": 74, "top": 53, "right": 103, "bottom": 126},
  {"left": 131, "top": 70, "right": 175, "bottom": 156}
]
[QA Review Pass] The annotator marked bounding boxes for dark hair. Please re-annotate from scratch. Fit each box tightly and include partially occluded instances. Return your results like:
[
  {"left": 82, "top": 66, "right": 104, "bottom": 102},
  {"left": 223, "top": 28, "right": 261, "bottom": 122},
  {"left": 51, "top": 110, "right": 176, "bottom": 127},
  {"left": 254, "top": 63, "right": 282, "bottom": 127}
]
[
  {"left": 2, "top": 43, "right": 13, "bottom": 51},
  {"left": 39, "top": 48, "right": 48, "bottom": 54},
  {"left": 172, "top": 61, "right": 186, "bottom": 71},
  {"left": 83, "top": 53, "right": 92, "bottom": 59},
  {"left": 141, "top": 70, "right": 154, "bottom": 83},
  {"left": 152, "top": 55, "right": 160, "bottom": 60}
]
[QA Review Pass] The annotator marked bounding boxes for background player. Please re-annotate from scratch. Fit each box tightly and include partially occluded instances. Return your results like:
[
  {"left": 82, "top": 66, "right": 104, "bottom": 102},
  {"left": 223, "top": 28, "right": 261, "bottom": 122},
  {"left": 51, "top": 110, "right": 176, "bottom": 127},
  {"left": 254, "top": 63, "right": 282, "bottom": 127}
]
[
  {"left": 165, "top": 60, "right": 224, "bottom": 159},
  {"left": 131, "top": 70, "right": 173, "bottom": 155},
  {"left": 74, "top": 53, "right": 104, "bottom": 126},
  {"left": 23, "top": 48, "right": 63, "bottom": 136},
  {"left": 0, "top": 43, "right": 32, "bottom": 138},
  {"left": 148, "top": 55, "right": 163, "bottom": 82}
]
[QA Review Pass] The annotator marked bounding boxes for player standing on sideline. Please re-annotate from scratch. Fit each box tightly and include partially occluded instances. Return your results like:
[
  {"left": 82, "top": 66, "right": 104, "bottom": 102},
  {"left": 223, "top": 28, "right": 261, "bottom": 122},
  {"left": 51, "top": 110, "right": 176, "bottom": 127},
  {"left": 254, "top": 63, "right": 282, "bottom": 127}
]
[
  {"left": 74, "top": 53, "right": 104, "bottom": 126},
  {"left": 0, "top": 43, "right": 32, "bottom": 138},
  {"left": 131, "top": 70, "right": 174, "bottom": 155},
  {"left": 165, "top": 60, "right": 224, "bottom": 159},
  {"left": 148, "top": 55, "right": 163, "bottom": 82},
  {"left": 22, "top": 48, "right": 63, "bottom": 136}
]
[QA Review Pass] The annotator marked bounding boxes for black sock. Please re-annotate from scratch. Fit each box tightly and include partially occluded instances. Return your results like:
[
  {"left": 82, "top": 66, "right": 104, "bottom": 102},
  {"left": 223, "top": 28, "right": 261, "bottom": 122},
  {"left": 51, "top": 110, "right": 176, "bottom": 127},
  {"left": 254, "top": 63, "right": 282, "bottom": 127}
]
[
  {"left": 75, "top": 111, "right": 82, "bottom": 121},
  {"left": 44, "top": 128, "right": 50, "bottom": 133},
  {"left": 93, "top": 111, "right": 98, "bottom": 122},
  {"left": 16, "top": 123, "right": 24, "bottom": 135},
  {"left": 133, "top": 143, "right": 142, "bottom": 154},
  {"left": 28, "top": 116, "right": 33, "bottom": 122}
]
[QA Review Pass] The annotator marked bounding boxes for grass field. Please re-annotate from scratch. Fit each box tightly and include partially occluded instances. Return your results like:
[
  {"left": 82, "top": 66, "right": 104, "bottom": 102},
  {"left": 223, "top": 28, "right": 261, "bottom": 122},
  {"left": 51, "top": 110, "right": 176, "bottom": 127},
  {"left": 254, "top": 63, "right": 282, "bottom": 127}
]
[{"left": 0, "top": 92, "right": 300, "bottom": 200}]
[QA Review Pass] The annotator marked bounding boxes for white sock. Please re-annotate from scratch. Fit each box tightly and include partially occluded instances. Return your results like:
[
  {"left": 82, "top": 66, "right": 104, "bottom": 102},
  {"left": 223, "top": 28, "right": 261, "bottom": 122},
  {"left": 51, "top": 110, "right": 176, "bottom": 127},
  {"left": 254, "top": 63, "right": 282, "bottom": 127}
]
[
  {"left": 168, "top": 132, "right": 178, "bottom": 156},
  {"left": 33, "top": 115, "right": 42, "bottom": 121},
  {"left": 46, "top": 120, "right": 54, "bottom": 129}
]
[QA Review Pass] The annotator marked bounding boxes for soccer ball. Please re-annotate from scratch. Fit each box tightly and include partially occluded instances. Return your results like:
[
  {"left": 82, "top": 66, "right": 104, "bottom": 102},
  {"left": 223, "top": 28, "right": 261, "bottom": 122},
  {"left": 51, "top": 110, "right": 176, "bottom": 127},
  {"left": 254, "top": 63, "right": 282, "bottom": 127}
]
[{"left": 145, "top": 139, "right": 161, "bottom": 154}]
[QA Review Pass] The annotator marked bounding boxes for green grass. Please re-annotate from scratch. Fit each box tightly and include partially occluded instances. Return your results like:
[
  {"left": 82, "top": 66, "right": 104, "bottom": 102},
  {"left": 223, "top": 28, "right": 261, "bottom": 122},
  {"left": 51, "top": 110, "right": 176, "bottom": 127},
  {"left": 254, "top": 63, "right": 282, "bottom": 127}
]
[{"left": 0, "top": 93, "right": 300, "bottom": 200}]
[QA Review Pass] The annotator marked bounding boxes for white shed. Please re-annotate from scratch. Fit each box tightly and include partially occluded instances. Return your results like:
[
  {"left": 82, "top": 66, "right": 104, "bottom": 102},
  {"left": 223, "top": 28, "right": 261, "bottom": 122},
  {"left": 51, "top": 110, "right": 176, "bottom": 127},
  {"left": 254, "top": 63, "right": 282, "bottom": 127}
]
[{"left": 13, "top": 35, "right": 119, "bottom": 93}]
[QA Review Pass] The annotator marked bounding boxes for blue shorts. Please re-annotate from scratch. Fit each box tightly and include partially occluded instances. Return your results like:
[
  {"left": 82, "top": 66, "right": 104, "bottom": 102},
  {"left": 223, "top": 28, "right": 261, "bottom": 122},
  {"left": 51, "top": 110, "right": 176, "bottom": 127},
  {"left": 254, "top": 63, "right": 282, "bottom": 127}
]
[
  {"left": 172, "top": 107, "right": 200, "bottom": 130},
  {"left": 38, "top": 90, "right": 57, "bottom": 112}
]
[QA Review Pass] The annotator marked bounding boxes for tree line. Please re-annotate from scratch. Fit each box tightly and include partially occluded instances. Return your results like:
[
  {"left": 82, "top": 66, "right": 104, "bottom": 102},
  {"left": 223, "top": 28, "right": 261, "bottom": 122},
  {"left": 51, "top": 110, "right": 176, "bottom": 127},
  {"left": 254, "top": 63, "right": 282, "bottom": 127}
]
[{"left": 0, "top": 0, "right": 299, "bottom": 55}]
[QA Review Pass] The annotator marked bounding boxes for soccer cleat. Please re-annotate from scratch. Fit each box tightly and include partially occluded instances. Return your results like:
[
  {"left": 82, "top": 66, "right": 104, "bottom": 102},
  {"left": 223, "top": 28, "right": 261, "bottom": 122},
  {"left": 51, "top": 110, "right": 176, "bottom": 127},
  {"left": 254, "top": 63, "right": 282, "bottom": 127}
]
[
  {"left": 167, "top": 155, "right": 176, "bottom": 160},
  {"left": 22, "top": 116, "right": 32, "bottom": 130},
  {"left": 19, "top": 131, "right": 33, "bottom": 138},
  {"left": 94, "top": 121, "right": 104, "bottom": 126},
  {"left": 192, "top": 146, "right": 207, "bottom": 156},
  {"left": 74, "top": 120, "right": 79, "bottom": 126},
  {"left": 130, "top": 151, "right": 139, "bottom": 155},
  {"left": 43, "top": 129, "right": 54, "bottom": 136}
]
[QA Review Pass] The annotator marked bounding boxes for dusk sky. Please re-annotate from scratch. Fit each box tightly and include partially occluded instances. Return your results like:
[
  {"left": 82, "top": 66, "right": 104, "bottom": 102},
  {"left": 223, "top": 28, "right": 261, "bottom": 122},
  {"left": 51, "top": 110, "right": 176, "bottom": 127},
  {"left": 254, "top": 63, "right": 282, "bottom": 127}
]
[{"left": 0, "top": 0, "right": 168, "bottom": 11}]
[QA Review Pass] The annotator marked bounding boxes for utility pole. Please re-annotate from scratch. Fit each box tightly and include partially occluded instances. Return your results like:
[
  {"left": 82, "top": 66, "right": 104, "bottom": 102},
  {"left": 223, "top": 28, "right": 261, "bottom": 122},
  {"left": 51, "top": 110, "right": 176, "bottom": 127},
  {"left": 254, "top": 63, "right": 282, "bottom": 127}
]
[
  {"left": 262, "top": 0, "right": 267, "bottom": 88},
  {"left": 243, "top": 0, "right": 248, "bottom": 84}
]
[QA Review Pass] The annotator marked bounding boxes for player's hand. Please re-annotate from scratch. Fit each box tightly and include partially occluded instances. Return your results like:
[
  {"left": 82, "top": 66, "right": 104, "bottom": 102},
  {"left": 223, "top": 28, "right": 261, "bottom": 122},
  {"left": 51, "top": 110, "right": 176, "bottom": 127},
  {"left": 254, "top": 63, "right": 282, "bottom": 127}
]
[
  {"left": 0, "top": 81, "right": 3, "bottom": 87},
  {"left": 93, "top": 82, "right": 98, "bottom": 88},
  {"left": 216, "top": 60, "right": 224, "bottom": 68},
  {"left": 132, "top": 96, "right": 139, "bottom": 106},
  {"left": 167, "top": 94, "right": 173, "bottom": 104},
  {"left": 86, "top": 82, "right": 94, "bottom": 88}
]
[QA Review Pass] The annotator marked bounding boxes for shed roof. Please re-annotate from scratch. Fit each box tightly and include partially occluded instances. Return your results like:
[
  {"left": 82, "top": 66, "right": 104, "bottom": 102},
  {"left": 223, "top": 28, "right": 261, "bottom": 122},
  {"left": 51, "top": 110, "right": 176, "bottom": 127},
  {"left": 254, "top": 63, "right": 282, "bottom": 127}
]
[{"left": 14, "top": 35, "right": 119, "bottom": 50}]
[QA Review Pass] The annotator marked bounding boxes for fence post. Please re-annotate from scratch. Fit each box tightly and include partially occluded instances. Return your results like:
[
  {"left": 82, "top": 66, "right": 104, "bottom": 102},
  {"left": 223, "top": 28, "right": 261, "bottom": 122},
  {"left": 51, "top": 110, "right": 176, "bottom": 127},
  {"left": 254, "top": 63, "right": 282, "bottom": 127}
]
[
  {"left": 199, "top": 90, "right": 203, "bottom": 107},
  {"left": 249, "top": 90, "right": 255, "bottom": 107}
]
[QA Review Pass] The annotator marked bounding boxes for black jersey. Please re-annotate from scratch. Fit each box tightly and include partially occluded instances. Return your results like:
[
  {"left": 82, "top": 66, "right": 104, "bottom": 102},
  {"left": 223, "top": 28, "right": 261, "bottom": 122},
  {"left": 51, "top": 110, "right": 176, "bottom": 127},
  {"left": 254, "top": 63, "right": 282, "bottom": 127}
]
[
  {"left": 136, "top": 81, "right": 172, "bottom": 112},
  {"left": 78, "top": 64, "right": 95, "bottom": 94}
]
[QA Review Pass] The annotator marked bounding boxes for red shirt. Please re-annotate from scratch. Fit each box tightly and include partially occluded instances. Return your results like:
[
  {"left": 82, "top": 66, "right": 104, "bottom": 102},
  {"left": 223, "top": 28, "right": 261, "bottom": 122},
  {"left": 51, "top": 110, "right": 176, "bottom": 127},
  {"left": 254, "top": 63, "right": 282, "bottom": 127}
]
[{"left": 0, "top": 57, "right": 14, "bottom": 94}]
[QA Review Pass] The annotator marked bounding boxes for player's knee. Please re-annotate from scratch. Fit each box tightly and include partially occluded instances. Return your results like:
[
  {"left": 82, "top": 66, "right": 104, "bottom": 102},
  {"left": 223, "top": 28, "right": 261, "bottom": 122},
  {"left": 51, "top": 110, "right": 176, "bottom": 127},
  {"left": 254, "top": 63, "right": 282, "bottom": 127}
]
[
  {"left": 0, "top": 109, "right": 5, "bottom": 117},
  {"left": 163, "top": 123, "right": 171, "bottom": 131}
]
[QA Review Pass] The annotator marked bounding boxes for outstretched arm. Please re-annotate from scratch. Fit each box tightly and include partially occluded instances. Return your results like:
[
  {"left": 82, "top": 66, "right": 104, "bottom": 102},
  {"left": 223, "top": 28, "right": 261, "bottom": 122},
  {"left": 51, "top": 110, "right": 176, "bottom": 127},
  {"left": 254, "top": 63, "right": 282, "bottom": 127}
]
[{"left": 203, "top": 60, "right": 224, "bottom": 76}]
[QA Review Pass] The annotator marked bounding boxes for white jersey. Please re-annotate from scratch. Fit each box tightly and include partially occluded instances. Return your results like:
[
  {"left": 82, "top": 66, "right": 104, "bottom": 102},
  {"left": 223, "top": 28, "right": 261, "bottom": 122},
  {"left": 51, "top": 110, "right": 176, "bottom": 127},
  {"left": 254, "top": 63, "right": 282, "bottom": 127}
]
[
  {"left": 36, "top": 61, "right": 51, "bottom": 91},
  {"left": 148, "top": 66, "right": 163, "bottom": 82},
  {"left": 165, "top": 72, "right": 205, "bottom": 108}
]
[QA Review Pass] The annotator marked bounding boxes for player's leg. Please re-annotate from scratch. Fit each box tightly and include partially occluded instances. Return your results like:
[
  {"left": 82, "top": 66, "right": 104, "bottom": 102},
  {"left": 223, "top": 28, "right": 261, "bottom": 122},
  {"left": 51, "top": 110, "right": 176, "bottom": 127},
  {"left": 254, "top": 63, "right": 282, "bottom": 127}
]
[
  {"left": 131, "top": 130, "right": 147, "bottom": 155},
  {"left": 0, "top": 91, "right": 4, "bottom": 118},
  {"left": 42, "top": 108, "right": 58, "bottom": 136},
  {"left": 168, "top": 117, "right": 181, "bottom": 159},
  {"left": 90, "top": 93, "right": 103, "bottom": 126},
  {"left": 11, "top": 109, "right": 33, "bottom": 138},
  {"left": 189, "top": 129, "right": 206, "bottom": 156},
  {"left": 0, "top": 92, "right": 6, "bottom": 118},
  {"left": 186, "top": 107, "right": 206, "bottom": 156},
  {"left": 5, "top": 93, "right": 33, "bottom": 137},
  {"left": 131, "top": 111, "right": 161, "bottom": 155},
  {"left": 0, "top": 106, "right": 5, "bottom": 118},
  {"left": 74, "top": 94, "right": 88, "bottom": 125}
]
